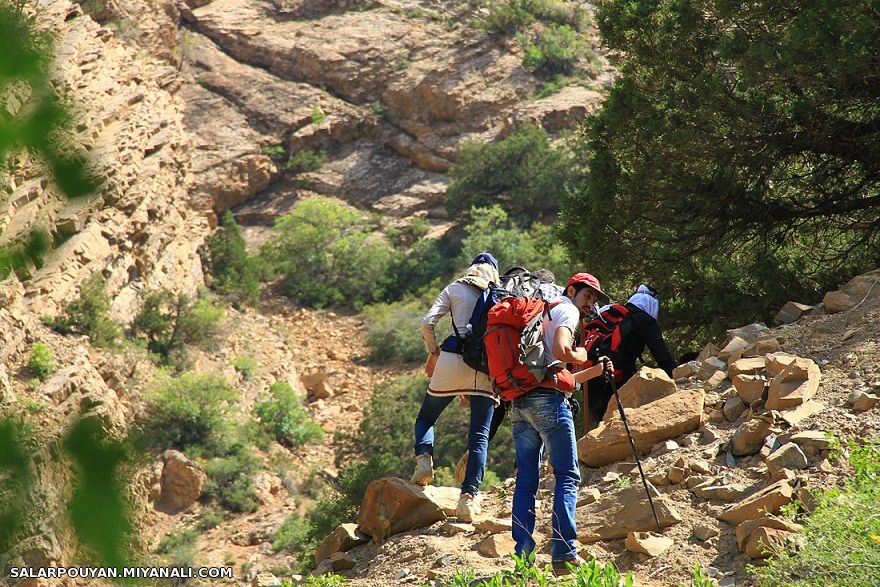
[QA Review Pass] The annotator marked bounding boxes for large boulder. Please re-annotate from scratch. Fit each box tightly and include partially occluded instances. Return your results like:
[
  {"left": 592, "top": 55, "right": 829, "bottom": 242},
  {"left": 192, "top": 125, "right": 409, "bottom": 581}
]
[
  {"left": 603, "top": 367, "right": 677, "bottom": 420},
  {"left": 157, "top": 450, "right": 207, "bottom": 513},
  {"left": 732, "top": 374, "right": 768, "bottom": 404},
  {"left": 578, "top": 389, "right": 704, "bottom": 467},
  {"left": 576, "top": 484, "right": 682, "bottom": 542},
  {"left": 766, "top": 358, "right": 821, "bottom": 410},
  {"left": 357, "top": 478, "right": 450, "bottom": 542}
]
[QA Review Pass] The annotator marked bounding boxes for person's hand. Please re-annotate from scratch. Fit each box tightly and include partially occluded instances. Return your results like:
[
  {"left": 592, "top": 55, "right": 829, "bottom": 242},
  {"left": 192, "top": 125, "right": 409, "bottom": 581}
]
[
  {"left": 425, "top": 352, "right": 439, "bottom": 378},
  {"left": 598, "top": 355, "right": 614, "bottom": 376}
]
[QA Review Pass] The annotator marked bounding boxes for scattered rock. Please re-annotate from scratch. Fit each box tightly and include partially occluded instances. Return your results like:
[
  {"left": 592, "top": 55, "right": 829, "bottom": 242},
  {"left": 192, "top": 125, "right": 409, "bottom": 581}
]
[
  {"left": 728, "top": 357, "right": 767, "bottom": 379},
  {"left": 577, "top": 484, "right": 682, "bottom": 542},
  {"left": 723, "top": 396, "right": 747, "bottom": 421},
  {"left": 850, "top": 390, "right": 878, "bottom": 412},
  {"left": 667, "top": 466, "right": 687, "bottom": 485},
  {"left": 775, "top": 301, "right": 813, "bottom": 324},
  {"left": 477, "top": 534, "right": 516, "bottom": 558},
  {"left": 718, "top": 336, "right": 750, "bottom": 362},
  {"left": 673, "top": 361, "right": 700, "bottom": 380},
  {"left": 693, "top": 525, "right": 719, "bottom": 541},
  {"left": 577, "top": 487, "right": 601, "bottom": 506},
  {"left": 735, "top": 516, "right": 803, "bottom": 551},
  {"left": 742, "top": 527, "right": 792, "bottom": 559},
  {"left": 302, "top": 370, "right": 332, "bottom": 399},
  {"left": 329, "top": 552, "right": 356, "bottom": 571},
  {"left": 779, "top": 400, "right": 825, "bottom": 426},
  {"left": 725, "top": 323, "right": 770, "bottom": 343},
  {"left": 731, "top": 416, "right": 773, "bottom": 456},
  {"left": 732, "top": 374, "right": 768, "bottom": 404},
  {"left": 790, "top": 431, "right": 833, "bottom": 457},
  {"left": 766, "top": 358, "right": 821, "bottom": 410},
  {"left": 624, "top": 531, "right": 674, "bottom": 557},
  {"left": 765, "top": 443, "right": 809, "bottom": 475},
  {"left": 440, "top": 522, "right": 473, "bottom": 536},
  {"left": 693, "top": 484, "right": 749, "bottom": 502},
  {"left": 315, "top": 523, "right": 370, "bottom": 565},
  {"left": 704, "top": 370, "right": 729, "bottom": 392},
  {"left": 698, "top": 357, "right": 728, "bottom": 381},
  {"left": 822, "top": 270, "right": 880, "bottom": 314},
  {"left": 718, "top": 480, "right": 793, "bottom": 524},
  {"left": 252, "top": 573, "right": 281, "bottom": 587},
  {"left": 357, "top": 477, "right": 448, "bottom": 542},
  {"left": 474, "top": 518, "right": 512, "bottom": 535},
  {"left": 579, "top": 389, "right": 704, "bottom": 467}
]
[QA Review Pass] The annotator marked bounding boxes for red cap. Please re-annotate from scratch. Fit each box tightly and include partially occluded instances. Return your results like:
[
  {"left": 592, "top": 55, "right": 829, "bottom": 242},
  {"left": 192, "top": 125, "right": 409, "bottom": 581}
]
[{"left": 566, "top": 273, "right": 610, "bottom": 304}]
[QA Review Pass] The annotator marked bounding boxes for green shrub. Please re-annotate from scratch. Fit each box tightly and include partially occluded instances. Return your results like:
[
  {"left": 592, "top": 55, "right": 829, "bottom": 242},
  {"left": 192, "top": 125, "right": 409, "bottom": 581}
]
[
  {"left": 310, "top": 105, "right": 326, "bottom": 125},
  {"left": 254, "top": 382, "right": 324, "bottom": 448},
  {"left": 144, "top": 372, "right": 239, "bottom": 450},
  {"left": 445, "top": 125, "right": 577, "bottom": 222},
  {"left": 457, "top": 206, "right": 576, "bottom": 281},
  {"left": 481, "top": 0, "right": 584, "bottom": 33},
  {"left": 272, "top": 513, "right": 312, "bottom": 553},
  {"left": 201, "top": 444, "right": 261, "bottom": 513},
  {"left": 286, "top": 149, "right": 326, "bottom": 174},
  {"left": 196, "top": 506, "right": 224, "bottom": 531},
  {"left": 231, "top": 355, "right": 258, "bottom": 380},
  {"left": 521, "top": 24, "right": 585, "bottom": 77},
  {"left": 45, "top": 274, "right": 122, "bottom": 348},
  {"left": 752, "top": 442, "right": 880, "bottom": 586},
  {"left": 261, "top": 197, "right": 395, "bottom": 308},
  {"left": 157, "top": 528, "right": 199, "bottom": 568},
  {"left": 362, "top": 298, "right": 443, "bottom": 364},
  {"left": 204, "top": 211, "right": 260, "bottom": 307},
  {"left": 28, "top": 343, "right": 55, "bottom": 381},
  {"left": 131, "top": 290, "right": 224, "bottom": 371}
]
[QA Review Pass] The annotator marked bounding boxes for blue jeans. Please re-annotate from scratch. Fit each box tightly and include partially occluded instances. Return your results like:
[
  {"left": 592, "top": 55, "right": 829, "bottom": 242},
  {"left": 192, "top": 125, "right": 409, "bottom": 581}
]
[
  {"left": 414, "top": 393, "right": 495, "bottom": 495},
  {"left": 510, "top": 390, "right": 581, "bottom": 562}
]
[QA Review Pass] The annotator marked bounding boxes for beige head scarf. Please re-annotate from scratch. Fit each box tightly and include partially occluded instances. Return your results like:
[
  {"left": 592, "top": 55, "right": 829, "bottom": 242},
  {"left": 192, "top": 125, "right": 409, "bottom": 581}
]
[{"left": 457, "top": 263, "right": 500, "bottom": 291}]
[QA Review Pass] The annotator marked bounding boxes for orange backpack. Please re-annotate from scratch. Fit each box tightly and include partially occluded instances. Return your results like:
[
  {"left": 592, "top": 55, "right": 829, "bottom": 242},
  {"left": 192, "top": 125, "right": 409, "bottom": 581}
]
[{"left": 484, "top": 297, "right": 575, "bottom": 401}]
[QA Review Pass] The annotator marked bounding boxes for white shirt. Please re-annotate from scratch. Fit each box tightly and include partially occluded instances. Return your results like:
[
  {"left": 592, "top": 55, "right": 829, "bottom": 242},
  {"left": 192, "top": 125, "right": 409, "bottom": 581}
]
[{"left": 542, "top": 296, "right": 580, "bottom": 367}]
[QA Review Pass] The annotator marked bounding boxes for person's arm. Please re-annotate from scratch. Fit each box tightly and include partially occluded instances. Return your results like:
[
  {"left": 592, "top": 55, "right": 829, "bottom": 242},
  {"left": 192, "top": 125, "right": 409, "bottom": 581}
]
[
  {"left": 641, "top": 316, "right": 676, "bottom": 377},
  {"left": 552, "top": 325, "right": 589, "bottom": 364},
  {"left": 420, "top": 286, "right": 451, "bottom": 355}
]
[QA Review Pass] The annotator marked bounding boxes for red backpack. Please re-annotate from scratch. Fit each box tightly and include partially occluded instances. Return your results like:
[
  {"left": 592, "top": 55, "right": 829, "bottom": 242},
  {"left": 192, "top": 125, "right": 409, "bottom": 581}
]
[
  {"left": 577, "top": 303, "right": 632, "bottom": 382},
  {"left": 484, "top": 297, "right": 575, "bottom": 401}
]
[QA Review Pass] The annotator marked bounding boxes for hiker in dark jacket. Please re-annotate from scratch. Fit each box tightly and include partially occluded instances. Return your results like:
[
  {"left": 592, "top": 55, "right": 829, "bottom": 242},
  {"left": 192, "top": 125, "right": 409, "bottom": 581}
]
[{"left": 586, "top": 284, "right": 676, "bottom": 426}]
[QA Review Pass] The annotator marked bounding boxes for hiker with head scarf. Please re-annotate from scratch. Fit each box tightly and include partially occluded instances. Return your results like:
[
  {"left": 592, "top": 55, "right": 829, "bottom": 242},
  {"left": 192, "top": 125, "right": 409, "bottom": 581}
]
[
  {"left": 586, "top": 284, "right": 676, "bottom": 426},
  {"left": 412, "top": 252, "right": 501, "bottom": 522}
]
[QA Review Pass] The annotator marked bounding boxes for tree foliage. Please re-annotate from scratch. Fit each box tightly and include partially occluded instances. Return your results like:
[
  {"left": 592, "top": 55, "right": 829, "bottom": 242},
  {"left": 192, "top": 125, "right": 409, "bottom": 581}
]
[{"left": 560, "top": 0, "right": 880, "bottom": 343}]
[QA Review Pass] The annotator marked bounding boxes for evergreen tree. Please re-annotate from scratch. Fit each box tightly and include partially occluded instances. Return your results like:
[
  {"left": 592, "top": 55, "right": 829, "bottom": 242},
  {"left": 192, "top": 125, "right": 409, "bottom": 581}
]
[
  {"left": 204, "top": 211, "right": 260, "bottom": 307},
  {"left": 561, "top": 0, "right": 880, "bottom": 342}
]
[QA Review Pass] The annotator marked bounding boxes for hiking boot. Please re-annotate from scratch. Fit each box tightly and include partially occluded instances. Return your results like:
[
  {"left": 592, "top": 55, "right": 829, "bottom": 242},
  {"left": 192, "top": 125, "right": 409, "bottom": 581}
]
[
  {"left": 551, "top": 555, "right": 587, "bottom": 577},
  {"left": 453, "top": 450, "right": 469, "bottom": 486},
  {"left": 456, "top": 492, "right": 480, "bottom": 522},
  {"left": 410, "top": 453, "right": 433, "bottom": 486}
]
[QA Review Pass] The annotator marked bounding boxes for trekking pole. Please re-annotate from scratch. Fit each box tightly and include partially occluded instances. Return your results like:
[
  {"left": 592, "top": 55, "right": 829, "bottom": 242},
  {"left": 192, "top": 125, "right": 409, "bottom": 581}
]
[{"left": 603, "top": 362, "right": 662, "bottom": 531}]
